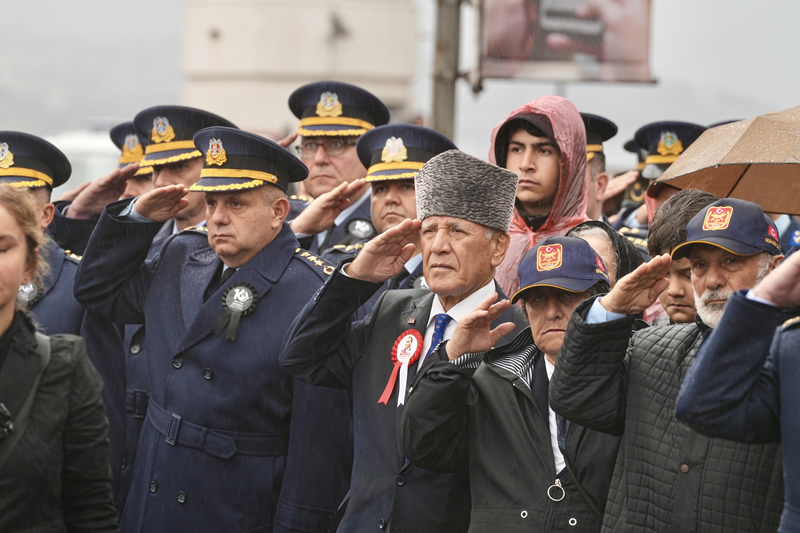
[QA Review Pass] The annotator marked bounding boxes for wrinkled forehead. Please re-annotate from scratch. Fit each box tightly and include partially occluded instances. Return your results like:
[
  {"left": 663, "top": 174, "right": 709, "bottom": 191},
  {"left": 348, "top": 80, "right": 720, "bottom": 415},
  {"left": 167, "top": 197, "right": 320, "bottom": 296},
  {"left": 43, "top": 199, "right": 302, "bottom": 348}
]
[{"left": 420, "top": 215, "right": 484, "bottom": 232}]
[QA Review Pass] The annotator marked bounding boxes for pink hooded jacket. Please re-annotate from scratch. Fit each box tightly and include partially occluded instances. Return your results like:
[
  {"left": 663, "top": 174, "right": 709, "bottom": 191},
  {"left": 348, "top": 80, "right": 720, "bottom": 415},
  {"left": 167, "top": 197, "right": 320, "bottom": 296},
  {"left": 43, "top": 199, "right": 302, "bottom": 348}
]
[{"left": 489, "top": 95, "right": 590, "bottom": 297}]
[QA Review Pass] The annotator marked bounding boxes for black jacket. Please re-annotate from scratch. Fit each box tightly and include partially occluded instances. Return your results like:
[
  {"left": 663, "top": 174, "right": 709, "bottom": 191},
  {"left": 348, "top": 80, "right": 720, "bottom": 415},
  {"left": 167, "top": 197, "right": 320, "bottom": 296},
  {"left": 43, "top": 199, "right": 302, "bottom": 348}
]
[
  {"left": 550, "top": 297, "right": 784, "bottom": 532},
  {"left": 0, "top": 312, "right": 118, "bottom": 532},
  {"left": 401, "top": 327, "right": 620, "bottom": 532}
]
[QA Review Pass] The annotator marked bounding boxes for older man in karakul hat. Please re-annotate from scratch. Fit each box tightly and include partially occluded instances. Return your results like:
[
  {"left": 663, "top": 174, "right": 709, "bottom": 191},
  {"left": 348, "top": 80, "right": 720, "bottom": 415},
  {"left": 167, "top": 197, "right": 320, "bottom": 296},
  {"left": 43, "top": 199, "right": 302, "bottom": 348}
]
[{"left": 281, "top": 149, "right": 528, "bottom": 532}]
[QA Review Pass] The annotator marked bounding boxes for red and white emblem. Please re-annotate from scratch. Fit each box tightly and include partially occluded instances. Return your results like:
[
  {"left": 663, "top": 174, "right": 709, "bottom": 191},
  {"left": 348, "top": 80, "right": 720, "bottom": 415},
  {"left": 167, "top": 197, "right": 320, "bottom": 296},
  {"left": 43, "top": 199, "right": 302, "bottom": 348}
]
[
  {"left": 768, "top": 225, "right": 779, "bottom": 241},
  {"left": 378, "top": 329, "right": 423, "bottom": 406},
  {"left": 702, "top": 206, "right": 733, "bottom": 231}
]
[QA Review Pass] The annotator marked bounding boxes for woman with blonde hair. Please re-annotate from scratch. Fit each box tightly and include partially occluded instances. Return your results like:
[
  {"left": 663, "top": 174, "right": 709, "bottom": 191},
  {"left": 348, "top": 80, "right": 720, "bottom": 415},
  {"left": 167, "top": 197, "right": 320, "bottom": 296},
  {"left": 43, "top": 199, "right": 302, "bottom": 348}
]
[{"left": 0, "top": 186, "right": 118, "bottom": 532}]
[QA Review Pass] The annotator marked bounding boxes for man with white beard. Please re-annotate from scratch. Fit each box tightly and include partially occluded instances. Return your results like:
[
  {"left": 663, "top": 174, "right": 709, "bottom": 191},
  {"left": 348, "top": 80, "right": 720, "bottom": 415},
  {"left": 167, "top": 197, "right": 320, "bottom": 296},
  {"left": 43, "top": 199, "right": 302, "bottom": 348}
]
[{"left": 548, "top": 198, "right": 785, "bottom": 531}]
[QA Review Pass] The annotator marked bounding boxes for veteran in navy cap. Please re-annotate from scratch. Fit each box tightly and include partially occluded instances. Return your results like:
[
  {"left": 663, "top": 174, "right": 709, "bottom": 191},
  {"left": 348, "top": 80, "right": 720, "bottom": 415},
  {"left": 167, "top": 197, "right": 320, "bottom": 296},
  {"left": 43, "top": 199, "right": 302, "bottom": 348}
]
[
  {"left": 0, "top": 131, "right": 127, "bottom": 506},
  {"left": 287, "top": 81, "right": 390, "bottom": 254},
  {"left": 109, "top": 121, "right": 154, "bottom": 200},
  {"left": 74, "top": 127, "right": 334, "bottom": 533},
  {"left": 281, "top": 150, "right": 527, "bottom": 532},
  {"left": 581, "top": 113, "right": 617, "bottom": 222}
]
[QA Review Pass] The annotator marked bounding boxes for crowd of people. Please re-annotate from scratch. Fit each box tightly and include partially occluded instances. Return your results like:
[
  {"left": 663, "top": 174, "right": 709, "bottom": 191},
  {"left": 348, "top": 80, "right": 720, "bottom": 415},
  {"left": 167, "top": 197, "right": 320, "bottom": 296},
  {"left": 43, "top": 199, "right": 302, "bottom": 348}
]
[{"left": 0, "top": 80, "right": 797, "bottom": 533}]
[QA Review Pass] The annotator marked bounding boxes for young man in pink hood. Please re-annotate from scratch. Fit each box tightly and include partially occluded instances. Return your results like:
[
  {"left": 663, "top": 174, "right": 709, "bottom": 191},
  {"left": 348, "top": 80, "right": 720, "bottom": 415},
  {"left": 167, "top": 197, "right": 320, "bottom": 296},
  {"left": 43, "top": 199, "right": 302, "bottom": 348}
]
[{"left": 490, "top": 95, "right": 590, "bottom": 296}]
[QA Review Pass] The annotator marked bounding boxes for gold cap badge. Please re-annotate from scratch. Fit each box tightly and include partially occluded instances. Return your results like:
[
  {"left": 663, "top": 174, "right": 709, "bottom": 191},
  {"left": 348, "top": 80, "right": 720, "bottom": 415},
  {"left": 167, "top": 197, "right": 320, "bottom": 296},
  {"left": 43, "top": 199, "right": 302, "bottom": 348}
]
[
  {"left": 151, "top": 117, "right": 176, "bottom": 144},
  {"left": 0, "top": 142, "right": 14, "bottom": 169},
  {"left": 122, "top": 134, "right": 144, "bottom": 160},
  {"left": 315, "top": 92, "right": 343, "bottom": 118},
  {"left": 381, "top": 137, "right": 408, "bottom": 163},
  {"left": 657, "top": 131, "right": 683, "bottom": 156},
  {"left": 205, "top": 138, "right": 227, "bottom": 167}
]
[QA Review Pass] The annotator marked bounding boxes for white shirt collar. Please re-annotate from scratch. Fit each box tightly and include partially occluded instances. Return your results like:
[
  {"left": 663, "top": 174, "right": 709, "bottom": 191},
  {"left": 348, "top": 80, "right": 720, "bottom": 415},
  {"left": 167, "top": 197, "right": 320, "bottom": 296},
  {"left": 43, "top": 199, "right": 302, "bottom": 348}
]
[
  {"left": 427, "top": 279, "right": 497, "bottom": 330},
  {"left": 404, "top": 253, "right": 423, "bottom": 274}
]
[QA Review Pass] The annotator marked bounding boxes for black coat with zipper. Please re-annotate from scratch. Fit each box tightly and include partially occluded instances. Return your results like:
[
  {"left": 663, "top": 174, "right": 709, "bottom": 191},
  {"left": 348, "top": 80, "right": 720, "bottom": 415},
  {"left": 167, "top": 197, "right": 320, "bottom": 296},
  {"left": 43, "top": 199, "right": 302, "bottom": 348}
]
[{"left": 400, "top": 327, "right": 620, "bottom": 532}]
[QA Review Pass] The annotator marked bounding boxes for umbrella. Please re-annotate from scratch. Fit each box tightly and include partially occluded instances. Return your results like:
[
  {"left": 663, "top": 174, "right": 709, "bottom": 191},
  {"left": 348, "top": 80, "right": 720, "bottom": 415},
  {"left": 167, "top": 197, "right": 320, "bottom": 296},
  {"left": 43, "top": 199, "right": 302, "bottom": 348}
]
[{"left": 655, "top": 106, "right": 800, "bottom": 215}]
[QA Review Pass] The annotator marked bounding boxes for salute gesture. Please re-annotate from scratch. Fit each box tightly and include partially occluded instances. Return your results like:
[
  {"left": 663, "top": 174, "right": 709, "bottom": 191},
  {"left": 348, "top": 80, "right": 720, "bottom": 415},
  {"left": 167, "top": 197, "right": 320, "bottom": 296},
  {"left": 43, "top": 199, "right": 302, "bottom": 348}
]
[
  {"left": 134, "top": 184, "right": 190, "bottom": 223},
  {"left": 345, "top": 218, "right": 420, "bottom": 283},
  {"left": 289, "top": 179, "right": 368, "bottom": 235},
  {"left": 445, "top": 293, "right": 516, "bottom": 360},
  {"left": 600, "top": 253, "right": 672, "bottom": 315}
]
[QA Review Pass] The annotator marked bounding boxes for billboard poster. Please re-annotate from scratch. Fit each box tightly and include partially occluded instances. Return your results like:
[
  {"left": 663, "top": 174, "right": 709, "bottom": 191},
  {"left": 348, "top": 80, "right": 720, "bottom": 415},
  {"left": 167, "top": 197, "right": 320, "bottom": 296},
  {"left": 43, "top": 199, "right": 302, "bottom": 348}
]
[{"left": 481, "top": 0, "right": 652, "bottom": 82}]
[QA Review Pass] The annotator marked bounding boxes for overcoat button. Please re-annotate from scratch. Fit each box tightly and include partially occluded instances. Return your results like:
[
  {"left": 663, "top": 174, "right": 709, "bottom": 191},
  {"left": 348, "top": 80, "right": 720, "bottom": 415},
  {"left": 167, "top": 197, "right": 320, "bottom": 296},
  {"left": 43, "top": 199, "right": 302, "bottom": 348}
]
[
  {"left": 203, "top": 368, "right": 214, "bottom": 380},
  {"left": 130, "top": 343, "right": 141, "bottom": 355},
  {"left": 396, "top": 476, "right": 405, "bottom": 486},
  {"left": 149, "top": 480, "right": 158, "bottom": 493},
  {"left": 172, "top": 357, "right": 183, "bottom": 369},
  {"left": 680, "top": 464, "right": 689, "bottom": 473},
  {"left": 378, "top": 518, "right": 386, "bottom": 529},
  {"left": 177, "top": 491, "right": 187, "bottom": 504}
]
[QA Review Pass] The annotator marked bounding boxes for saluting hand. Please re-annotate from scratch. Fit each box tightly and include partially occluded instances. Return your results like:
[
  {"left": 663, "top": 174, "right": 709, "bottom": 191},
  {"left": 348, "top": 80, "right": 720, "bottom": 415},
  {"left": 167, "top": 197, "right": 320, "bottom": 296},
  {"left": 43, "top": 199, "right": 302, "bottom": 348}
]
[
  {"left": 345, "top": 218, "right": 420, "bottom": 283},
  {"left": 66, "top": 163, "right": 140, "bottom": 219},
  {"left": 603, "top": 170, "right": 639, "bottom": 201},
  {"left": 289, "top": 179, "right": 368, "bottom": 235},
  {"left": 134, "top": 184, "right": 190, "bottom": 223},
  {"left": 446, "top": 293, "right": 515, "bottom": 361},
  {"left": 752, "top": 251, "right": 799, "bottom": 308},
  {"left": 600, "top": 253, "right": 671, "bottom": 315}
]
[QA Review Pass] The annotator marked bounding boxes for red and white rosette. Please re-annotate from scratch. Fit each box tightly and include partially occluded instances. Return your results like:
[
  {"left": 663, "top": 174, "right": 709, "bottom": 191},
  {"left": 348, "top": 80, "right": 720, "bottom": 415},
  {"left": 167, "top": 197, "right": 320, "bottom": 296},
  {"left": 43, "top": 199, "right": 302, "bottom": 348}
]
[{"left": 378, "top": 329, "right": 423, "bottom": 406}]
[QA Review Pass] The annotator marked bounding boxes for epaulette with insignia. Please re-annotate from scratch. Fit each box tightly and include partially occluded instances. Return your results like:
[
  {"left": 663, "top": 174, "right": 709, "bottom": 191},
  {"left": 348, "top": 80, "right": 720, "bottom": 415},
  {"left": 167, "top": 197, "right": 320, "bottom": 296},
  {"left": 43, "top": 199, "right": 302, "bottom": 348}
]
[
  {"left": 345, "top": 243, "right": 364, "bottom": 252},
  {"left": 64, "top": 249, "right": 82, "bottom": 262},
  {"left": 181, "top": 225, "right": 209, "bottom": 234},
  {"left": 782, "top": 316, "right": 800, "bottom": 329},
  {"left": 289, "top": 194, "right": 311, "bottom": 203},
  {"left": 295, "top": 248, "right": 335, "bottom": 276}
]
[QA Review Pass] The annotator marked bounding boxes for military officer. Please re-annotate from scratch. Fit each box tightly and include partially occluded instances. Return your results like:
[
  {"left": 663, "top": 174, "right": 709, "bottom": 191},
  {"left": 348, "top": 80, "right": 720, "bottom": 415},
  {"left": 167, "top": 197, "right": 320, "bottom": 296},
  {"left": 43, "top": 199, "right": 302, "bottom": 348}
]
[
  {"left": 322, "top": 124, "right": 457, "bottom": 317},
  {"left": 580, "top": 113, "right": 617, "bottom": 222},
  {"left": 74, "top": 126, "right": 335, "bottom": 532},
  {"left": 0, "top": 131, "right": 127, "bottom": 497},
  {"left": 287, "top": 81, "right": 390, "bottom": 253}
]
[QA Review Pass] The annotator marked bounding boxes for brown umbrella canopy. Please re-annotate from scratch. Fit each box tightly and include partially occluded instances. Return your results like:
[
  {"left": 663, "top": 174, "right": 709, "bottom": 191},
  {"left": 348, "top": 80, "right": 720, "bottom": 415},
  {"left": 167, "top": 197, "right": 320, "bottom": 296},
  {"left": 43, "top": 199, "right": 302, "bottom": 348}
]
[{"left": 655, "top": 106, "right": 800, "bottom": 215}]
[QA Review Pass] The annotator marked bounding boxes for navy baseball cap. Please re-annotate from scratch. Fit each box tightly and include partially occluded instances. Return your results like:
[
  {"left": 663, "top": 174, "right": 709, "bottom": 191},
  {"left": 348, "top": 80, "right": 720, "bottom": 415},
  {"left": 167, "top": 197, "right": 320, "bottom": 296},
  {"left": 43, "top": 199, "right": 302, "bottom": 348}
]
[
  {"left": 190, "top": 127, "right": 308, "bottom": 193},
  {"left": 0, "top": 131, "right": 71, "bottom": 189},
  {"left": 512, "top": 236, "right": 610, "bottom": 303},
  {"left": 357, "top": 124, "right": 457, "bottom": 183},
  {"left": 672, "top": 198, "right": 782, "bottom": 259},
  {"left": 289, "top": 81, "right": 390, "bottom": 137},
  {"left": 134, "top": 105, "right": 237, "bottom": 168}
]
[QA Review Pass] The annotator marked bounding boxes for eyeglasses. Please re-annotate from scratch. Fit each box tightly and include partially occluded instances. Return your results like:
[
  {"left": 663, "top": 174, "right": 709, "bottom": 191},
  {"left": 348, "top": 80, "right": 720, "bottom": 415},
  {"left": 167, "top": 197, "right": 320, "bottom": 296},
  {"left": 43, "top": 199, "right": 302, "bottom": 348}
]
[{"left": 295, "top": 138, "right": 358, "bottom": 159}]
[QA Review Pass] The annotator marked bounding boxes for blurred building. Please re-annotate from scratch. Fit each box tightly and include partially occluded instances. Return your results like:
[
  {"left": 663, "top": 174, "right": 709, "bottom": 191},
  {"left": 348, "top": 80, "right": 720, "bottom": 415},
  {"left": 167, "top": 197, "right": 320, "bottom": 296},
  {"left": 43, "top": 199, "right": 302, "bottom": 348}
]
[{"left": 181, "top": 0, "right": 418, "bottom": 137}]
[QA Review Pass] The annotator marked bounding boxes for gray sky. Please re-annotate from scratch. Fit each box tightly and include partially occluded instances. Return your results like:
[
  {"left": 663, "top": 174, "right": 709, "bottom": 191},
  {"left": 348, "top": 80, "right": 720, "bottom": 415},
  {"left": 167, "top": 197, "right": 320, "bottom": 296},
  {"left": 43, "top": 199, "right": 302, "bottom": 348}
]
[{"left": 3, "top": 0, "right": 798, "bottom": 175}]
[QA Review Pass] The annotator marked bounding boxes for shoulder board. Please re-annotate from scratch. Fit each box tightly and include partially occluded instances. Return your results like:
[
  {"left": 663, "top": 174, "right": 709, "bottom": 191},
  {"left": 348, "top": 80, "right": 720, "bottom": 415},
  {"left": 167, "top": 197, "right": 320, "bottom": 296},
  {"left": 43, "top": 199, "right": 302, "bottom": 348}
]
[
  {"left": 289, "top": 194, "right": 311, "bottom": 203},
  {"left": 294, "top": 247, "right": 334, "bottom": 276},
  {"left": 782, "top": 316, "right": 800, "bottom": 329},
  {"left": 332, "top": 244, "right": 348, "bottom": 250},
  {"left": 181, "top": 225, "right": 209, "bottom": 234},
  {"left": 64, "top": 249, "right": 82, "bottom": 262},
  {"left": 345, "top": 243, "right": 365, "bottom": 252}
]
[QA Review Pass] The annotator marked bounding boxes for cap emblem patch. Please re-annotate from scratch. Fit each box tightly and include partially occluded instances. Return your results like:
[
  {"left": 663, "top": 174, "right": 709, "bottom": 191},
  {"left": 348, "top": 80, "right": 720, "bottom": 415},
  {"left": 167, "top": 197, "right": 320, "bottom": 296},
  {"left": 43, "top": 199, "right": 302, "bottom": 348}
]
[
  {"left": 151, "top": 117, "right": 176, "bottom": 144},
  {"left": 657, "top": 131, "right": 684, "bottom": 156},
  {"left": 0, "top": 143, "right": 14, "bottom": 169},
  {"left": 381, "top": 137, "right": 408, "bottom": 163},
  {"left": 537, "top": 244, "right": 563, "bottom": 271},
  {"left": 702, "top": 206, "right": 733, "bottom": 231},
  {"left": 596, "top": 255, "right": 606, "bottom": 273},
  {"left": 316, "top": 92, "right": 343, "bottom": 118},
  {"left": 122, "top": 134, "right": 143, "bottom": 160},
  {"left": 206, "top": 138, "right": 227, "bottom": 167}
]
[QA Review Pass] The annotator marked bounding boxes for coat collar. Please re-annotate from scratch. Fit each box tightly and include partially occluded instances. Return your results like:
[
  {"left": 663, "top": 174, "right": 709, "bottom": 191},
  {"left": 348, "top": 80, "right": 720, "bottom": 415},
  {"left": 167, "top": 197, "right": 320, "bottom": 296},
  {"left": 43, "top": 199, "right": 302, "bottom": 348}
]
[{"left": 39, "top": 239, "right": 65, "bottom": 298}]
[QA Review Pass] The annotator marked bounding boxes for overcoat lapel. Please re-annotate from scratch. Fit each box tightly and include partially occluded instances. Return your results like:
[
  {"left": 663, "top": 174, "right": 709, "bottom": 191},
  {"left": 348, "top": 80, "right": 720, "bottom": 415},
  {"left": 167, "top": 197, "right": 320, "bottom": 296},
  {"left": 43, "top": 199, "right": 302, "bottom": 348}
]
[{"left": 39, "top": 240, "right": 65, "bottom": 299}]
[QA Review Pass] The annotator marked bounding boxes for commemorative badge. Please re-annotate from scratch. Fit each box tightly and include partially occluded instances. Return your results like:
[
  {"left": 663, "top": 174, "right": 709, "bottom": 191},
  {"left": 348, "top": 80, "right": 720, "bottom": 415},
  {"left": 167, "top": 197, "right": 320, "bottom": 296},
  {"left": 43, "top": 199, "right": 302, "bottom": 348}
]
[
  {"left": 657, "top": 131, "right": 684, "bottom": 156},
  {"left": 151, "top": 116, "right": 176, "bottom": 144},
  {"left": 0, "top": 142, "right": 14, "bottom": 169},
  {"left": 378, "top": 329, "right": 423, "bottom": 406},
  {"left": 205, "top": 138, "right": 227, "bottom": 166},
  {"left": 381, "top": 137, "right": 408, "bottom": 163},
  {"left": 315, "top": 91, "right": 343, "bottom": 118},
  {"left": 121, "top": 134, "right": 144, "bottom": 162},
  {"left": 702, "top": 206, "right": 733, "bottom": 231},
  {"left": 537, "top": 244, "right": 563, "bottom": 272},
  {"left": 212, "top": 282, "right": 259, "bottom": 341},
  {"left": 17, "top": 281, "right": 43, "bottom": 309},
  {"left": 347, "top": 218, "right": 376, "bottom": 240}
]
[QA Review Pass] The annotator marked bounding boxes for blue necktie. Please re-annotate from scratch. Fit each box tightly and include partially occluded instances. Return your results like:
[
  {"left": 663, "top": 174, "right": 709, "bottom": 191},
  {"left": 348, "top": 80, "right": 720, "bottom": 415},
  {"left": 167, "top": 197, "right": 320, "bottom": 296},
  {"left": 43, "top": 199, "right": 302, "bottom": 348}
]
[
  {"left": 423, "top": 313, "right": 453, "bottom": 363},
  {"left": 556, "top": 413, "right": 569, "bottom": 452}
]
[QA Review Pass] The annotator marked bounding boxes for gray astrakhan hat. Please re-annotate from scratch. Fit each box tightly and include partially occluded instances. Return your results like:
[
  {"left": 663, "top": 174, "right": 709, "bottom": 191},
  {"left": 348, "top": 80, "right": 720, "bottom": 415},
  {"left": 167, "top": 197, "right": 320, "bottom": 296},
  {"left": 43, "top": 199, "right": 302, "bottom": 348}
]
[{"left": 415, "top": 149, "right": 518, "bottom": 232}]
